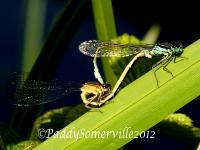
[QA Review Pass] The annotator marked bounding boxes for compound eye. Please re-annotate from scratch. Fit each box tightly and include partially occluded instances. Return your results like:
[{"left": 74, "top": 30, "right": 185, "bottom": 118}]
[{"left": 103, "top": 84, "right": 111, "bottom": 89}]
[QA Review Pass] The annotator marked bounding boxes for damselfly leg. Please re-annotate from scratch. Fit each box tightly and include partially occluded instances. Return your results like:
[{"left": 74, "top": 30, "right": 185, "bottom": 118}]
[{"left": 152, "top": 54, "right": 174, "bottom": 87}]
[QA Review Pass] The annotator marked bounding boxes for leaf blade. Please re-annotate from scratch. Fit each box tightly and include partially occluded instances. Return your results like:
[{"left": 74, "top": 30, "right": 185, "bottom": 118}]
[{"left": 92, "top": 0, "right": 117, "bottom": 85}]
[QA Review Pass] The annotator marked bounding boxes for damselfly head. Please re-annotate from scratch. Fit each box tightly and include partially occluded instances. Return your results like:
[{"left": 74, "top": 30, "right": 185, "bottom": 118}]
[
  {"left": 172, "top": 41, "right": 183, "bottom": 56},
  {"left": 102, "top": 83, "right": 111, "bottom": 90},
  {"left": 157, "top": 42, "right": 183, "bottom": 56}
]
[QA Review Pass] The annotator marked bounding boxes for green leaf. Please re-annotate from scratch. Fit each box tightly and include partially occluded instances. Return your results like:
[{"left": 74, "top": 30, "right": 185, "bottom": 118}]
[
  {"left": 157, "top": 113, "right": 200, "bottom": 144},
  {"left": 123, "top": 113, "right": 200, "bottom": 149},
  {"left": 34, "top": 39, "right": 200, "bottom": 149}
]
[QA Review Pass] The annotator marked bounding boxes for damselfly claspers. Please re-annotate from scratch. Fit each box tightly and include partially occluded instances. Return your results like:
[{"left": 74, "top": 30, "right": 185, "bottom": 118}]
[
  {"left": 7, "top": 73, "right": 111, "bottom": 108},
  {"left": 79, "top": 40, "right": 184, "bottom": 101}
]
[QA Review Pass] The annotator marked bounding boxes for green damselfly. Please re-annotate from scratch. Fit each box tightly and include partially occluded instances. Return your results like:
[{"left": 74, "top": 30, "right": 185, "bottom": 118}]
[{"left": 79, "top": 40, "right": 184, "bottom": 101}]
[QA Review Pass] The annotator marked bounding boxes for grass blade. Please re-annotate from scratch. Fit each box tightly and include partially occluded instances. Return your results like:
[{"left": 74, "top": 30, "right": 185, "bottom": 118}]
[
  {"left": 21, "top": 0, "right": 47, "bottom": 73},
  {"left": 92, "top": 0, "right": 116, "bottom": 40},
  {"left": 142, "top": 24, "right": 161, "bottom": 44},
  {"left": 92, "top": 0, "right": 117, "bottom": 85}
]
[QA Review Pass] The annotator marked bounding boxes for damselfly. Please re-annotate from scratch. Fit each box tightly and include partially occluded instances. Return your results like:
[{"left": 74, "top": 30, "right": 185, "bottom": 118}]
[
  {"left": 79, "top": 40, "right": 184, "bottom": 101},
  {"left": 7, "top": 73, "right": 111, "bottom": 108}
]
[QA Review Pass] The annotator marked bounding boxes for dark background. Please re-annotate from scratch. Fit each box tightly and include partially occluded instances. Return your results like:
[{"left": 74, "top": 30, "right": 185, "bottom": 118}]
[{"left": 0, "top": 0, "right": 199, "bottom": 149}]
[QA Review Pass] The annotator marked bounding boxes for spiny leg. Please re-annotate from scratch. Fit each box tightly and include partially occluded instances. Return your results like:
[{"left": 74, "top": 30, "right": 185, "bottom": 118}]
[
  {"left": 99, "top": 92, "right": 114, "bottom": 106},
  {"left": 173, "top": 56, "right": 177, "bottom": 63},
  {"left": 87, "top": 93, "right": 103, "bottom": 113},
  {"left": 97, "top": 92, "right": 103, "bottom": 107},
  {"left": 100, "top": 92, "right": 114, "bottom": 104},
  {"left": 152, "top": 65, "right": 162, "bottom": 87},
  {"left": 89, "top": 107, "right": 103, "bottom": 113},
  {"left": 162, "top": 57, "right": 174, "bottom": 77},
  {"left": 152, "top": 53, "right": 171, "bottom": 69},
  {"left": 96, "top": 92, "right": 110, "bottom": 112},
  {"left": 174, "top": 56, "right": 188, "bottom": 63},
  {"left": 152, "top": 54, "right": 171, "bottom": 87},
  {"left": 86, "top": 101, "right": 103, "bottom": 112},
  {"left": 84, "top": 93, "right": 98, "bottom": 108},
  {"left": 152, "top": 57, "right": 168, "bottom": 87}
]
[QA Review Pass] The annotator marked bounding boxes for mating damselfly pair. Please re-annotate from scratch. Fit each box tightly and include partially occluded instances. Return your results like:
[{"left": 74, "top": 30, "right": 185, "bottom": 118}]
[
  {"left": 79, "top": 40, "right": 184, "bottom": 101},
  {"left": 8, "top": 40, "right": 184, "bottom": 108}
]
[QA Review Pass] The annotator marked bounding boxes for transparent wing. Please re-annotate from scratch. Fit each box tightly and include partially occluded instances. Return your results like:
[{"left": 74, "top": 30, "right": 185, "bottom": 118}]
[
  {"left": 79, "top": 40, "right": 154, "bottom": 57},
  {"left": 6, "top": 73, "right": 82, "bottom": 106}
]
